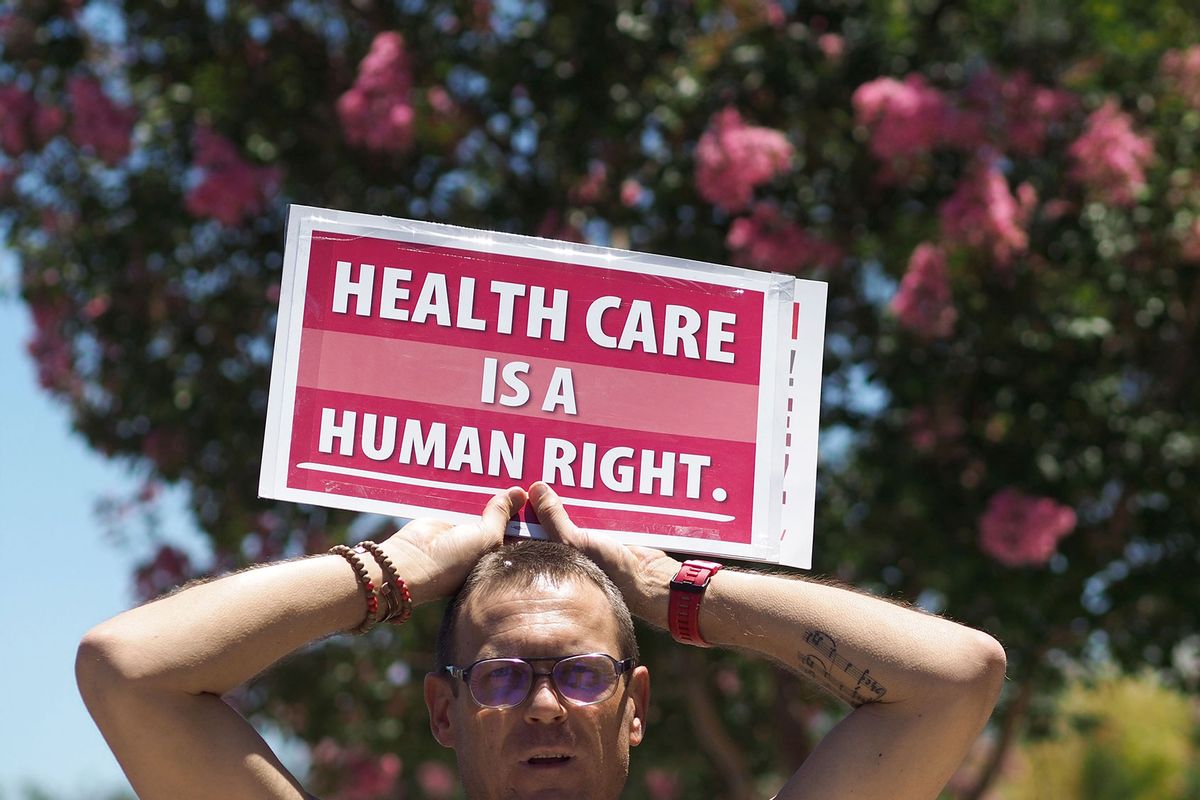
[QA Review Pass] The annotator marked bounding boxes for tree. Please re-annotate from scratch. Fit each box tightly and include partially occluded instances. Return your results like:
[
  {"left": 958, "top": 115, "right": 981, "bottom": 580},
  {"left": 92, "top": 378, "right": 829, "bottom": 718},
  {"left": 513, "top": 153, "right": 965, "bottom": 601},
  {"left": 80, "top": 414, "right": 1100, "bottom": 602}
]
[
  {"left": 994, "top": 672, "right": 1200, "bottom": 800},
  {"left": 4, "top": 1, "right": 1199, "bottom": 796}
]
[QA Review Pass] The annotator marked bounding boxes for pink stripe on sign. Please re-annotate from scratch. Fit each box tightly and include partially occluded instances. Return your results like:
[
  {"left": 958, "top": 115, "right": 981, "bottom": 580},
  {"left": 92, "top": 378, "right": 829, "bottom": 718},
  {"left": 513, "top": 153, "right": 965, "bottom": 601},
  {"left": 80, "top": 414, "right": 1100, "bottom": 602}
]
[{"left": 297, "top": 328, "right": 759, "bottom": 443}]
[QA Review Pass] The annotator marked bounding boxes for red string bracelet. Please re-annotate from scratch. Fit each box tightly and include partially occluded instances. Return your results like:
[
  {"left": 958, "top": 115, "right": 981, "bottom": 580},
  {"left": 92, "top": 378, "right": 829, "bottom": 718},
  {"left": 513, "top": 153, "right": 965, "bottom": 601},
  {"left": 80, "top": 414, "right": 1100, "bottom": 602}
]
[
  {"left": 357, "top": 541, "right": 412, "bottom": 625},
  {"left": 329, "top": 545, "right": 379, "bottom": 634}
]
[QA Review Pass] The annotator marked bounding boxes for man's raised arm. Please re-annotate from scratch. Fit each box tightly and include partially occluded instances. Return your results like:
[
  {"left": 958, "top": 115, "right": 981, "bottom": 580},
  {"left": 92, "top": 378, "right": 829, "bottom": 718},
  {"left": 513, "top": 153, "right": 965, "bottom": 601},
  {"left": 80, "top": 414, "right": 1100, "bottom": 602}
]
[
  {"left": 75, "top": 487, "right": 526, "bottom": 800},
  {"left": 528, "top": 481, "right": 1006, "bottom": 800}
]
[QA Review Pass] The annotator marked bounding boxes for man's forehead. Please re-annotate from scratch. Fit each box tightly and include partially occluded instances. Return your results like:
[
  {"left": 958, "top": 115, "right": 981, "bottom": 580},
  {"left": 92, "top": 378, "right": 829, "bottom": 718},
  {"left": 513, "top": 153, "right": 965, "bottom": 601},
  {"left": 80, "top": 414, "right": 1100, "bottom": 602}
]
[{"left": 456, "top": 576, "right": 621, "bottom": 659}]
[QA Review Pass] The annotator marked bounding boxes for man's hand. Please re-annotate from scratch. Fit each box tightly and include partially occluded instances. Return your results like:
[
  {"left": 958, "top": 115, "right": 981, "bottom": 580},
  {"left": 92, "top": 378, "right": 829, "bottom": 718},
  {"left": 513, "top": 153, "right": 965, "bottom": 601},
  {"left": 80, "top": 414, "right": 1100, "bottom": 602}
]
[
  {"left": 384, "top": 485, "right": 528, "bottom": 605},
  {"left": 527, "top": 481, "right": 680, "bottom": 627}
]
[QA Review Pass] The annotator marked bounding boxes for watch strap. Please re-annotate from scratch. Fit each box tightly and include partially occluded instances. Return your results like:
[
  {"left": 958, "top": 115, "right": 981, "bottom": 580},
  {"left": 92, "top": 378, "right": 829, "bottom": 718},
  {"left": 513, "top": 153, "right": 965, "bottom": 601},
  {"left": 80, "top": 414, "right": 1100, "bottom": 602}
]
[{"left": 668, "top": 560, "right": 723, "bottom": 647}]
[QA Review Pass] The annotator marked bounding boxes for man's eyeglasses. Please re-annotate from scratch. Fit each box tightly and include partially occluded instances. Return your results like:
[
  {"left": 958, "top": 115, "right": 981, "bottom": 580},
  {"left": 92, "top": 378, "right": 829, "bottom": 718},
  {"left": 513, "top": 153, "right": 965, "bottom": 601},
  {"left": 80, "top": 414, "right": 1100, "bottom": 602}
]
[{"left": 443, "top": 653, "right": 636, "bottom": 709}]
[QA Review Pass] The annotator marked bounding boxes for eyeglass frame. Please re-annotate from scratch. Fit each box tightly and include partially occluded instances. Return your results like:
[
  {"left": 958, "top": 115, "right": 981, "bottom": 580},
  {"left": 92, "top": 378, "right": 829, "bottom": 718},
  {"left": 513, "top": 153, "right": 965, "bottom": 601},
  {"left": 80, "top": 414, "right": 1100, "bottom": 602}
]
[{"left": 442, "top": 652, "right": 637, "bottom": 709}]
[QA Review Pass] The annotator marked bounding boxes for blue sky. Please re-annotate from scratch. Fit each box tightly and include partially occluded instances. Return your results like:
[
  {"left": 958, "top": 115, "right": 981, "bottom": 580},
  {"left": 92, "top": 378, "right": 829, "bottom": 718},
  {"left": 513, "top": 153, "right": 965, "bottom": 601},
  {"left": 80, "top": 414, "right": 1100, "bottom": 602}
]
[{"left": 0, "top": 254, "right": 193, "bottom": 798}]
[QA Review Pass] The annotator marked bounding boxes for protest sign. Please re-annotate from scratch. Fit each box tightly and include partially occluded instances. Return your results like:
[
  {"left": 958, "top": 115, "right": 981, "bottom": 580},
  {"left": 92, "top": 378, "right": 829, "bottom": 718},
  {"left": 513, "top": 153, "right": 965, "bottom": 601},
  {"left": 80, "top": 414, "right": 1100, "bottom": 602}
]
[{"left": 260, "top": 205, "right": 825, "bottom": 567}]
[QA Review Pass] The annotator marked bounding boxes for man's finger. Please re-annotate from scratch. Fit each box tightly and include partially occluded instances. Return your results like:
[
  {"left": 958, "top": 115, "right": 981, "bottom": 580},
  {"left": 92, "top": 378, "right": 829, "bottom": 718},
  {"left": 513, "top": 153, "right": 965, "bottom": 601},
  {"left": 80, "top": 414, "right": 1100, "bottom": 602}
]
[
  {"left": 478, "top": 486, "right": 527, "bottom": 535},
  {"left": 528, "top": 481, "right": 579, "bottom": 543}
]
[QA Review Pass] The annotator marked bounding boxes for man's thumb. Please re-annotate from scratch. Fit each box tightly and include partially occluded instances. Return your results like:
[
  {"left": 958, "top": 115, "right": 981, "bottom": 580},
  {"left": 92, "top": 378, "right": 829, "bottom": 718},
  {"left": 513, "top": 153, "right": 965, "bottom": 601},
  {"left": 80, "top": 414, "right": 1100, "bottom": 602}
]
[
  {"left": 528, "top": 481, "right": 577, "bottom": 541},
  {"left": 479, "top": 486, "right": 527, "bottom": 534}
]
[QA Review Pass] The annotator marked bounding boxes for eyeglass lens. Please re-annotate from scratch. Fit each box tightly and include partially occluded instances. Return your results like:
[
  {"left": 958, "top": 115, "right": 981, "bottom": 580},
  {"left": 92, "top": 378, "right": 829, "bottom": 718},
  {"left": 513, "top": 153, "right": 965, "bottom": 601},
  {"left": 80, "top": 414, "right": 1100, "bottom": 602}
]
[{"left": 468, "top": 654, "right": 621, "bottom": 708}]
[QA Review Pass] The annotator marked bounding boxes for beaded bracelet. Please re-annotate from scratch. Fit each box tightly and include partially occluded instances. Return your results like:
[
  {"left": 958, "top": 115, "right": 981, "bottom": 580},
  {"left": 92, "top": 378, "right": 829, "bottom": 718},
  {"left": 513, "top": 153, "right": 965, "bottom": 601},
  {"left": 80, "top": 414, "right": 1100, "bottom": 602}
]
[
  {"left": 329, "top": 544, "right": 379, "bottom": 635},
  {"left": 357, "top": 540, "right": 412, "bottom": 625}
]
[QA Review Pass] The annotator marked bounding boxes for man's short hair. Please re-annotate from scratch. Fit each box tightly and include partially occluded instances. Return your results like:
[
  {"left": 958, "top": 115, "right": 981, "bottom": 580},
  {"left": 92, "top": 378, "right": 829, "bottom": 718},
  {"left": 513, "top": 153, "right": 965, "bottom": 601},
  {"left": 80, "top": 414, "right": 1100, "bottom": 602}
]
[{"left": 434, "top": 540, "right": 639, "bottom": 670}]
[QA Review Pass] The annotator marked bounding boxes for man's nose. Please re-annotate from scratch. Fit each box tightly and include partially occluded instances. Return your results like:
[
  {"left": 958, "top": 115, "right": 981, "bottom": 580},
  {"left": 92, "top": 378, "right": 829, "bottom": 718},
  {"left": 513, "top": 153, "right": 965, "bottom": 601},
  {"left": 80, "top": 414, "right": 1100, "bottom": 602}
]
[{"left": 524, "top": 675, "right": 567, "bottom": 723}]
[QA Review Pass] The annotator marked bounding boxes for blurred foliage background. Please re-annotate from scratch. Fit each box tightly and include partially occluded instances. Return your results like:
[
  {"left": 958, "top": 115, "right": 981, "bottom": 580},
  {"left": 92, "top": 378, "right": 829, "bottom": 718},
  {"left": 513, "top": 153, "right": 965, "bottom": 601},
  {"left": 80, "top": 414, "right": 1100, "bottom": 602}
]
[{"left": 3, "top": 0, "right": 1199, "bottom": 797}]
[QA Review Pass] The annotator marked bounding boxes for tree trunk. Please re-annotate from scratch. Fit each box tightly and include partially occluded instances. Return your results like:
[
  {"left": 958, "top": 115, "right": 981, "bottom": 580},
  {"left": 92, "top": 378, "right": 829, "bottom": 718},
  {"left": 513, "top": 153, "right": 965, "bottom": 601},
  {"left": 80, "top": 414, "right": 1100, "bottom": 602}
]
[{"left": 677, "top": 650, "right": 756, "bottom": 800}]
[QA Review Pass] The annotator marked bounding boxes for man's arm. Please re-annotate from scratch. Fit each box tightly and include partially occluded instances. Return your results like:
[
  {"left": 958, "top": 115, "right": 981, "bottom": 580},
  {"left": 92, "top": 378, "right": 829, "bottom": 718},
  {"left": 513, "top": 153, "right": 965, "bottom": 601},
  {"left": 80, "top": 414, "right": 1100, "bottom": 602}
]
[
  {"left": 528, "top": 481, "right": 1006, "bottom": 800},
  {"left": 75, "top": 487, "right": 526, "bottom": 800}
]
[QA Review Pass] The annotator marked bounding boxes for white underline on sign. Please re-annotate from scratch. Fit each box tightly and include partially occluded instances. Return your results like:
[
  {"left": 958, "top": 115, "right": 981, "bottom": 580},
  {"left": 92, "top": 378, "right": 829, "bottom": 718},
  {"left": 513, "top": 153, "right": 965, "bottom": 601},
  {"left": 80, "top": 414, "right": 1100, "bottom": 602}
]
[
  {"left": 554, "top": 494, "right": 735, "bottom": 522},
  {"left": 295, "top": 462, "right": 736, "bottom": 523}
]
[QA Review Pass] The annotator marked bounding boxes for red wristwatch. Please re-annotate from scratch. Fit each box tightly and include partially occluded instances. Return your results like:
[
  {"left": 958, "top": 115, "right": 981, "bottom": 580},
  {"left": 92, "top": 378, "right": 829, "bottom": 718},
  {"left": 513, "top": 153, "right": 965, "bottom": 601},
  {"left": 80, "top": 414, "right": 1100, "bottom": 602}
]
[{"left": 668, "top": 560, "right": 724, "bottom": 647}]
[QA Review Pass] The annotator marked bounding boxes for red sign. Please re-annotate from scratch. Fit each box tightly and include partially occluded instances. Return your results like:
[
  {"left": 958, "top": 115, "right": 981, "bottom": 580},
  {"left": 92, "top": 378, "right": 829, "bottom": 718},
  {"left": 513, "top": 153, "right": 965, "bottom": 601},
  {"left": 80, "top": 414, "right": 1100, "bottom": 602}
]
[{"left": 260, "top": 206, "right": 825, "bottom": 566}]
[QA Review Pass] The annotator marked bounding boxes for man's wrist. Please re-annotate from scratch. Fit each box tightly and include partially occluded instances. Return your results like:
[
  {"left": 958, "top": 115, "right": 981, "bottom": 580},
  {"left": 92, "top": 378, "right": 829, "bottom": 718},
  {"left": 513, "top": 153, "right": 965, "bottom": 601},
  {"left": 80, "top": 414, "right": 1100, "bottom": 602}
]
[
  {"left": 377, "top": 535, "right": 440, "bottom": 607},
  {"left": 631, "top": 558, "right": 682, "bottom": 629}
]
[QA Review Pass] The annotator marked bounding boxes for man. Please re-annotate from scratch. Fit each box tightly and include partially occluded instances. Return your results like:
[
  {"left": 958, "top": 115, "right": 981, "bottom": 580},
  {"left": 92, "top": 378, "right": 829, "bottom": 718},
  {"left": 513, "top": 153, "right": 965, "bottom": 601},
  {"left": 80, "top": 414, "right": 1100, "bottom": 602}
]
[{"left": 77, "top": 482, "right": 1006, "bottom": 799}]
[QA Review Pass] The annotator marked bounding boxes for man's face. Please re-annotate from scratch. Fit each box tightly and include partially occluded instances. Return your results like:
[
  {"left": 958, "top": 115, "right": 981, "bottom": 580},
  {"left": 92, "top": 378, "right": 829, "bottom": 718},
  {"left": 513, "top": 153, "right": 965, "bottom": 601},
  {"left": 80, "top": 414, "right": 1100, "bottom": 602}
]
[{"left": 424, "top": 576, "right": 649, "bottom": 800}]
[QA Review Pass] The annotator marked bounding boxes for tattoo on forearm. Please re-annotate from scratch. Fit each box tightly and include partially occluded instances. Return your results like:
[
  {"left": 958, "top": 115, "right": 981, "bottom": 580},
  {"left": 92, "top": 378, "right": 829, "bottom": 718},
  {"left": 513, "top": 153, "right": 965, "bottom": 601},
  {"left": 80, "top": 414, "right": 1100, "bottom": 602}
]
[{"left": 796, "top": 630, "right": 888, "bottom": 707}]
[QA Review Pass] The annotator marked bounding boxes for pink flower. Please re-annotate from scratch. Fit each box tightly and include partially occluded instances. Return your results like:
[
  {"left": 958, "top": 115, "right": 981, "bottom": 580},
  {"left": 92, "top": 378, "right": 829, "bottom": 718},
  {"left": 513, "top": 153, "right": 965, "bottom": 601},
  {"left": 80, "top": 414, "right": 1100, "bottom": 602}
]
[
  {"left": 427, "top": 85, "right": 456, "bottom": 115},
  {"left": 1068, "top": 101, "right": 1154, "bottom": 207},
  {"left": 939, "top": 157, "right": 1036, "bottom": 267},
  {"left": 620, "top": 178, "right": 644, "bottom": 207},
  {"left": 979, "top": 488, "right": 1076, "bottom": 567},
  {"left": 763, "top": 1, "right": 786, "bottom": 28},
  {"left": 890, "top": 243, "right": 956, "bottom": 339},
  {"left": 570, "top": 161, "right": 607, "bottom": 204},
  {"left": 311, "top": 740, "right": 402, "bottom": 800},
  {"left": 337, "top": 31, "right": 416, "bottom": 153},
  {"left": 184, "top": 126, "right": 282, "bottom": 226},
  {"left": 817, "top": 32, "right": 845, "bottom": 61},
  {"left": 695, "top": 107, "right": 793, "bottom": 213},
  {"left": 1007, "top": 81, "right": 1076, "bottom": 156},
  {"left": 137, "top": 480, "right": 160, "bottom": 503},
  {"left": 1041, "top": 198, "right": 1076, "bottom": 221},
  {"left": 0, "top": 11, "right": 35, "bottom": 54},
  {"left": 82, "top": 293, "right": 110, "bottom": 320},
  {"left": 415, "top": 760, "right": 457, "bottom": 798},
  {"left": 34, "top": 103, "right": 65, "bottom": 144},
  {"left": 67, "top": 75, "right": 136, "bottom": 165},
  {"left": 852, "top": 75, "right": 949, "bottom": 162},
  {"left": 1161, "top": 46, "right": 1200, "bottom": 108},
  {"left": 645, "top": 768, "right": 682, "bottom": 800},
  {"left": 959, "top": 69, "right": 1077, "bottom": 157},
  {"left": 345, "top": 753, "right": 400, "bottom": 800},
  {"left": 0, "top": 85, "right": 36, "bottom": 155},
  {"left": 907, "top": 403, "right": 966, "bottom": 454},
  {"left": 726, "top": 203, "right": 841, "bottom": 272},
  {"left": 715, "top": 667, "right": 741, "bottom": 696},
  {"left": 141, "top": 427, "right": 188, "bottom": 472},
  {"left": 25, "top": 300, "right": 79, "bottom": 394},
  {"left": 1178, "top": 219, "right": 1200, "bottom": 263},
  {"left": 41, "top": 208, "right": 77, "bottom": 235},
  {"left": 0, "top": 85, "right": 58, "bottom": 156},
  {"left": 134, "top": 544, "right": 192, "bottom": 601}
]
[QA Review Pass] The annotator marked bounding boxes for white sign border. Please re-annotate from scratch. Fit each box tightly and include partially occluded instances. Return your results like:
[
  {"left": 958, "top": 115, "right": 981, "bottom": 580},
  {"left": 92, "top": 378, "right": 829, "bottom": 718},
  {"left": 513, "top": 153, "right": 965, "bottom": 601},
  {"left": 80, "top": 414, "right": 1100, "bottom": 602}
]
[
  {"left": 260, "top": 205, "right": 807, "bottom": 565},
  {"left": 778, "top": 280, "right": 828, "bottom": 569}
]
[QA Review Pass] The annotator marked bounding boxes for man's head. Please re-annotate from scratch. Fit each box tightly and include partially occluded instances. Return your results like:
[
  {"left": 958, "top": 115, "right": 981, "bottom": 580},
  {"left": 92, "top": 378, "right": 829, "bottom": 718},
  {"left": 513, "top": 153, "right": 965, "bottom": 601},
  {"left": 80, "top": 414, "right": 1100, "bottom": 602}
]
[{"left": 424, "top": 540, "right": 649, "bottom": 800}]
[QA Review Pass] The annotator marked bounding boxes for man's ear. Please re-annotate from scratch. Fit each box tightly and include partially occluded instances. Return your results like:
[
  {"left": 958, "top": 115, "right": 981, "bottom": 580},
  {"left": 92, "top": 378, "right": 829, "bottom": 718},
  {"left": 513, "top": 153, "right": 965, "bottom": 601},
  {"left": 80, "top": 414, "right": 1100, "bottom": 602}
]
[
  {"left": 424, "top": 672, "right": 458, "bottom": 749},
  {"left": 626, "top": 665, "right": 651, "bottom": 747}
]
